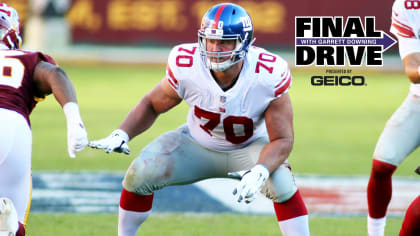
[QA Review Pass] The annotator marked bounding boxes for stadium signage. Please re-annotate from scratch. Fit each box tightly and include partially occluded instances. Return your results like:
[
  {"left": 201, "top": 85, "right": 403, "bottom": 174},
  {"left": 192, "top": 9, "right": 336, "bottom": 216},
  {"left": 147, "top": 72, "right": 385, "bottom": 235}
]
[
  {"left": 66, "top": 0, "right": 395, "bottom": 48},
  {"left": 67, "top": 0, "right": 287, "bottom": 46},
  {"left": 295, "top": 17, "right": 396, "bottom": 66}
]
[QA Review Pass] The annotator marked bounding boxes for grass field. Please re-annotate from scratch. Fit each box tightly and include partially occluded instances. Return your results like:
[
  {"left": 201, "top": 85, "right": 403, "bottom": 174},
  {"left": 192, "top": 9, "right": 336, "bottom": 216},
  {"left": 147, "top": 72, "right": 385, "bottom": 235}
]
[
  {"left": 27, "top": 214, "right": 404, "bottom": 236},
  {"left": 30, "top": 64, "right": 419, "bottom": 176},
  {"left": 27, "top": 64, "right": 416, "bottom": 235}
]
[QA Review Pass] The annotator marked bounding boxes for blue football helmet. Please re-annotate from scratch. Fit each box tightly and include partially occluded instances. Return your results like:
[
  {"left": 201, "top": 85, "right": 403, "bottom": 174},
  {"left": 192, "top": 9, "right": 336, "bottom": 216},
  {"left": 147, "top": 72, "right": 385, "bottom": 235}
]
[{"left": 198, "top": 3, "right": 254, "bottom": 72}]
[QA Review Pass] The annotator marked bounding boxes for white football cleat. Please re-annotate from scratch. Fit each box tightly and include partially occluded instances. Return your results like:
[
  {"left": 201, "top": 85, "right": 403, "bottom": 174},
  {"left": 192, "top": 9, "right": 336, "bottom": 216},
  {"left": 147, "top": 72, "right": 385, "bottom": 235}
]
[{"left": 0, "top": 198, "right": 18, "bottom": 236}]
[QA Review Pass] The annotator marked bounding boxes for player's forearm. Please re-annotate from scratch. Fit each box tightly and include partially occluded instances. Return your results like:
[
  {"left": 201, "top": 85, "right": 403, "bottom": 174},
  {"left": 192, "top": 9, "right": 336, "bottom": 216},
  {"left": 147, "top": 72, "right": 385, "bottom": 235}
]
[
  {"left": 257, "top": 137, "right": 293, "bottom": 173},
  {"left": 119, "top": 97, "right": 158, "bottom": 140},
  {"left": 47, "top": 66, "right": 78, "bottom": 106},
  {"left": 403, "top": 53, "right": 420, "bottom": 83},
  {"left": 405, "top": 65, "right": 420, "bottom": 83}
]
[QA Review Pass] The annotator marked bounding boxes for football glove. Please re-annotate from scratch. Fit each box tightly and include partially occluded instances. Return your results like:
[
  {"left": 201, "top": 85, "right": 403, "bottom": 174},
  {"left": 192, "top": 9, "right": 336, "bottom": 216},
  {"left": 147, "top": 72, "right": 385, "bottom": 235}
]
[
  {"left": 63, "top": 102, "right": 88, "bottom": 158},
  {"left": 67, "top": 120, "right": 88, "bottom": 158},
  {"left": 230, "top": 164, "right": 269, "bottom": 204},
  {"left": 0, "top": 197, "right": 19, "bottom": 235},
  {"left": 88, "top": 129, "right": 130, "bottom": 154}
]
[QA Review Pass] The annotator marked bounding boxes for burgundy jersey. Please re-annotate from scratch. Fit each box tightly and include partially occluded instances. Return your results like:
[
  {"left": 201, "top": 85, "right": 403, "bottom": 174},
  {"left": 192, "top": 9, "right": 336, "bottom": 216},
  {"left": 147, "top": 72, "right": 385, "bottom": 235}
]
[{"left": 0, "top": 49, "right": 56, "bottom": 126}]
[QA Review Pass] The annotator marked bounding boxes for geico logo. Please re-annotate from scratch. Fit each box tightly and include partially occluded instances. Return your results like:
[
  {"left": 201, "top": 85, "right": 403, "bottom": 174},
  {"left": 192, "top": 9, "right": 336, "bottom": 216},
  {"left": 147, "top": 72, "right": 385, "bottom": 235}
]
[{"left": 311, "top": 75, "right": 365, "bottom": 86}]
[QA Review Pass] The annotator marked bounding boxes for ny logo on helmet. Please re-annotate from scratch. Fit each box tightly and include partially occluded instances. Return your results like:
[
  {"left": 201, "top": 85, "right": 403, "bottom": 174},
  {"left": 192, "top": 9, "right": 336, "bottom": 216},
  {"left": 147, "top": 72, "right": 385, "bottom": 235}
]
[{"left": 240, "top": 16, "right": 252, "bottom": 31}]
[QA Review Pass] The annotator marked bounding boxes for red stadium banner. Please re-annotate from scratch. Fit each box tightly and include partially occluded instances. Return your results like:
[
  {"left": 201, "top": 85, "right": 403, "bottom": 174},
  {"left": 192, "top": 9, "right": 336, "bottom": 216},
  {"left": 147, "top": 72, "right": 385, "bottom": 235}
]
[{"left": 67, "top": 0, "right": 394, "bottom": 47}]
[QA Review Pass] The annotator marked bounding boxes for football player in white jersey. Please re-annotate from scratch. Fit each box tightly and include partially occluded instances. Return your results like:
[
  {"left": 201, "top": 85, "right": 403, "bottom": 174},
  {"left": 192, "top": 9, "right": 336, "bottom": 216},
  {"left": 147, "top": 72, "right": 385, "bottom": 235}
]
[
  {"left": 367, "top": 0, "right": 420, "bottom": 235},
  {"left": 90, "top": 3, "right": 310, "bottom": 236}
]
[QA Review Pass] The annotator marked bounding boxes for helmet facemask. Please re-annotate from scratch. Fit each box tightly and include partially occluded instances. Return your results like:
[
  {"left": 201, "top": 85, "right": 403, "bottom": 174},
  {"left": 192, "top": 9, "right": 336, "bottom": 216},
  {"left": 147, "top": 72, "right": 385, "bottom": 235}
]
[
  {"left": 198, "top": 31, "right": 249, "bottom": 72},
  {"left": 0, "top": 28, "right": 21, "bottom": 50}
]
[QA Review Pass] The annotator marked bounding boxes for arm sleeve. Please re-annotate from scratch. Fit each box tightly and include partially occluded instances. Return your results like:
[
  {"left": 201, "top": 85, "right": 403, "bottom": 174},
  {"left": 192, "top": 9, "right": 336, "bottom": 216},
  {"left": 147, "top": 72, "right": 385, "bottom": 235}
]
[
  {"left": 262, "top": 56, "right": 292, "bottom": 99},
  {"left": 390, "top": 1, "right": 420, "bottom": 59},
  {"left": 37, "top": 52, "right": 57, "bottom": 65},
  {"left": 396, "top": 36, "right": 420, "bottom": 59},
  {"left": 166, "top": 46, "right": 186, "bottom": 99},
  {"left": 273, "top": 65, "right": 292, "bottom": 98}
]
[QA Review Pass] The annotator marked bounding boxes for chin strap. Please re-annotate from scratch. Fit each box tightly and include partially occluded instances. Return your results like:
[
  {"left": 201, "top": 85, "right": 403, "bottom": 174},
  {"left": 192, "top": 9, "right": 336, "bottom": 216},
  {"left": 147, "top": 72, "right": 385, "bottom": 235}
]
[{"left": 210, "top": 58, "right": 234, "bottom": 71}]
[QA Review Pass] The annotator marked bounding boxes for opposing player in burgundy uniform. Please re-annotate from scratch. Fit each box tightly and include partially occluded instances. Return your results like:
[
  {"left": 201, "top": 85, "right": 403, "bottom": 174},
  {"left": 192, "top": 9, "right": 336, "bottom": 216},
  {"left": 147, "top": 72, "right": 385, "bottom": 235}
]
[
  {"left": 89, "top": 3, "right": 310, "bottom": 236},
  {"left": 0, "top": 3, "right": 88, "bottom": 236},
  {"left": 367, "top": 0, "right": 420, "bottom": 235}
]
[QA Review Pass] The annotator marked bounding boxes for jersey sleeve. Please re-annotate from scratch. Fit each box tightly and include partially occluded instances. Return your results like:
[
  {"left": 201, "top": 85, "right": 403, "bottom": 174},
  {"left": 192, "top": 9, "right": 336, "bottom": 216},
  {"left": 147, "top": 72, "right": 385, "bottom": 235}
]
[
  {"left": 396, "top": 36, "right": 420, "bottom": 59},
  {"left": 273, "top": 61, "right": 292, "bottom": 98},
  {"left": 390, "top": 0, "right": 420, "bottom": 59},
  {"left": 19, "top": 51, "right": 57, "bottom": 101},
  {"left": 259, "top": 55, "right": 292, "bottom": 99},
  {"left": 166, "top": 45, "right": 186, "bottom": 99},
  {"left": 18, "top": 50, "right": 57, "bottom": 66},
  {"left": 390, "top": 3, "right": 415, "bottom": 39},
  {"left": 37, "top": 52, "right": 57, "bottom": 65}
]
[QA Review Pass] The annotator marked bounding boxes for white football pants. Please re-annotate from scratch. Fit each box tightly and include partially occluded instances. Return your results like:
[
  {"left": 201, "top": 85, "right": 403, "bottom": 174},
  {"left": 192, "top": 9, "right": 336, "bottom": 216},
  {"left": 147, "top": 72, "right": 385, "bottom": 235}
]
[
  {"left": 122, "top": 124, "right": 297, "bottom": 203},
  {"left": 0, "top": 108, "right": 32, "bottom": 224},
  {"left": 373, "top": 92, "right": 420, "bottom": 165}
]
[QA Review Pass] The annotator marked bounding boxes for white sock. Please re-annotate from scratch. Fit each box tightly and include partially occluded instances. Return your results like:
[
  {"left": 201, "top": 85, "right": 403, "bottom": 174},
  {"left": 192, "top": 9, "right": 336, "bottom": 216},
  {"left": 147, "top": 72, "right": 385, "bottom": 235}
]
[
  {"left": 278, "top": 215, "right": 310, "bottom": 236},
  {"left": 118, "top": 207, "right": 151, "bottom": 236},
  {"left": 367, "top": 215, "right": 386, "bottom": 236}
]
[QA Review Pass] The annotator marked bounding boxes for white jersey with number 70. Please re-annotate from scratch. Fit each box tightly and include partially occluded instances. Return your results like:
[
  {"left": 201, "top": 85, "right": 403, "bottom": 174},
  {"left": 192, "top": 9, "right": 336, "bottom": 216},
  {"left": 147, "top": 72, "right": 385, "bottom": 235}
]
[{"left": 166, "top": 43, "right": 292, "bottom": 151}]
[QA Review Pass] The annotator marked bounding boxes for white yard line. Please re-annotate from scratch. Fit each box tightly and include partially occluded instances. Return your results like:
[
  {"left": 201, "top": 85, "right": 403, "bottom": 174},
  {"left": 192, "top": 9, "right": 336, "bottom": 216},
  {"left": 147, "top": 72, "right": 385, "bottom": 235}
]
[{"left": 32, "top": 172, "right": 419, "bottom": 215}]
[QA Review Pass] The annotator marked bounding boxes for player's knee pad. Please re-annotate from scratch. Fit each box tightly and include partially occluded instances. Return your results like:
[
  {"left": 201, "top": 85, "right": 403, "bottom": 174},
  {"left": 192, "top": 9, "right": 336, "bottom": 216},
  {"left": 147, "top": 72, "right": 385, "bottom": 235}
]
[
  {"left": 265, "top": 186, "right": 297, "bottom": 203},
  {"left": 122, "top": 152, "right": 174, "bottom": 195},
  {"left": 373, "top": 93, "right": 420, "bottom": 165},
  {"left": 262, "top": 164, "right": 298, "bottom": 203},
  {"left": 122, "top": 156, "right": 150, "bottom": 195},
  {"left": 371, "top": 159, "right": 397, "bottom": 179},
  {"left": 122, "top": 131, "right": 184, "bottom": 195}
]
